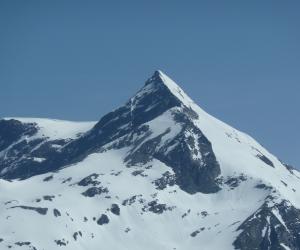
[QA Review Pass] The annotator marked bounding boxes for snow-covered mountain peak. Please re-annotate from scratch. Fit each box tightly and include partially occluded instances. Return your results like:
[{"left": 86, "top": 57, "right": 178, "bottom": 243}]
[
  {"left": 142, "top": 70, "right": 195, "bottom": 110},
  {"left": 0, "top": 71, "right": 300, "bottom": 250}
]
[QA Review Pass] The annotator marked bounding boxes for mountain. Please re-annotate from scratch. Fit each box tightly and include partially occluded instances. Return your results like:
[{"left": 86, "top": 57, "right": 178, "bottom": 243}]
[{"left": 0, "top": 70, "right": 299, "bottom": 250}]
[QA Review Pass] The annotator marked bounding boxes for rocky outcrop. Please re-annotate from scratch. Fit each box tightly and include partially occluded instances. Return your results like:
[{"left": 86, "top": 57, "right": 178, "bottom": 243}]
[{"left": 234, "top": 199, "right": 300, "bottom": 250}]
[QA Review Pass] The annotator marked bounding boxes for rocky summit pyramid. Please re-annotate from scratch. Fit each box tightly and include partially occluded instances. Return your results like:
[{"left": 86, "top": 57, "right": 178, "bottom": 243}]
[{"left": 0, "top": 71, "right": 300, "bottom": 250}]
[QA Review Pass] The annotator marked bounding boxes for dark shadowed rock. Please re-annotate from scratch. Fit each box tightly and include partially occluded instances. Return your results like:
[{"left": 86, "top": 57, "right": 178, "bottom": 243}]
[
  {"left": 10, "top": 206, "right": 48, "bottom": 215},
  {"left": 73, "top": 231, "right": 82, "bottom": 241},
  {"left": 131, "top": 170, "right": 147, "bottom": 177},
  {"left": 190, "top": 227, "right": 205, "bottom": 237},
  {"left": 256, "top": 154, "right": 274, "bottom": 168},
  {"left": 110, "top": 204, "right": 120, "bottom": 215},
  {"left": 0, "top": 119, "right": 69, "bottom": 180},
  {"left": 122, "top": 195, "right": 142, "bottom": 206},
  {"left": 54, "top": 239, "right": 68, "bottom": 246},
  {"left": 53, "top": 208, "right": 61, "bottom": 217},
  {"left": 234, "top": 200, "right": 300, "bottom": 250},
  {"left": 152, "top": 171, "right": 176, "bottom": 190},
  {"left": 142, "top": 200, "right": 175, "bottom": 214},
  {"left": 0, "top": 119, "right": 37, "bottom": 152},
  {"left": 81, "top": 187, "right": 108, "bottom": 197},
  {"left": 255, "top": 183, "right": 273, "bottom": 190},
  {"left": 224, "top": 174, "right": 247, "bottom": 189},
  {"left": 15, "top": 242, "right": 31, "bottom": 246},
  {"left": 97, "top": 214, "right": 109, "bottom": 225},
  {"left": 124, "top": 108, "right": 221, "bottom": 194},
  {"left": 77, "top": 173, "right": 100, "bottom": 186},
  {"left": 43, "top": 175, "right": 53, "bottom": 182},
  {"left": 43, "top": 195, "right": 55, "bottom": 201}
]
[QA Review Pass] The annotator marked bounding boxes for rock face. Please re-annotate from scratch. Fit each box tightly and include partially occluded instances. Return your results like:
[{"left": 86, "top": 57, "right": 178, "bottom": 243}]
[
  {"left": 110, "top": 204, "right": 120, "bottom": 215},
  {"left": 0, "top": 119, "right": 37, "bottom": 151},
  {"left": 234, "top": 199, "right": 300, "bottom": 250},
  {"left": 97, "top": 214, "right": 109, "bottom": 225},
  {"left": 0, "top": 118, "right": 94, "bottom": 180},
  {"left": 0, "top": 70, "right": 299, "bottom": 250}
]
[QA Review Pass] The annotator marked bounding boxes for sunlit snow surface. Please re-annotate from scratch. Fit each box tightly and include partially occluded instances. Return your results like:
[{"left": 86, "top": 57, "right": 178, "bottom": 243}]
[{"left": 0, "top": 71, "right": 299, "bottom": 250}]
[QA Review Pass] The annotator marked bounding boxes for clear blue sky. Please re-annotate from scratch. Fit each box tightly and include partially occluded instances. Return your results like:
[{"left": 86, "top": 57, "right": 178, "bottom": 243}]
[{"left": 1, "top": 0, "right": 299, "bottom": 167}]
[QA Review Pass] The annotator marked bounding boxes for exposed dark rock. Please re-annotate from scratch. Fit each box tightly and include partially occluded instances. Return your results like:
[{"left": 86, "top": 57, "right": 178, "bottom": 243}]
[
  {"left": 122, "top": 195, "right": 142, "bottom": 206},
  {"left": 124, "top": 109, "right": 221, "bottom": 194},
  {"left": 0, "top": 119, "right": 37, "bottom": 152},
  {"left": 229, "top": 221, "right": 241, "bottom": 227},
  {"left": 73, "top": 231, "right": 82, "bottom": 241},
  {"left": 224, "top": 174, "right": 247, "bottom": 189},
  {"left": 257, "top": 154, "right": 274, "bottom": 168},
  {"left": 61, "top": 177, "right": 72, "bottom": 184},
  {"left": 131, "top": 170, "right": 147, "bottom": 177},
  {"left": 77, "top": 173, "right": 100, "bottom": 186},
  {"left": 183, "top": 106, "right": 199, "bottom": 120},
  {"left": 157, "top": 110, "right": 221, "bottom": 194},
  {"left": 53, "top": 208, "right": 61, "bottom": 217},
  {"left": 43, "top": 175, "right": 53, "bottom": 182},
  {"left": 0, "top": 119, "right": 69, "bottom": 180},
  {"left": 15, "top": 241, "right": 31, "bottom": 246},
  {"left": 110, "top": 171, "right": 122, "bottom": 176},
  {"left": 10, "top": 206, "right": 48, "bottom": 215},
  {"left": 190, "top": 227, "right": 205, "bottom": 237},
  {"left": 255, "top": 183, "right": 273, "bottom": 190},
  {"left": 97, "top": 214, "right": 109, "bottom": 225},
  {"left": 234, "top": 200, "right": 300, "bottom": 250},
  {"left": 110, "top": 204, "right": 120, "bottom": 215},
  {"left": 43, "top": 195, "right": 55, "bottom": 201},
  {"left": 142, "top": 200, "right": 175, "bottom": 214},
  {"left": 124, "top": 128, "right": 168, "bottom": 166},
  {"left": 200, "top": 211, "right": 208, "bottom": 217},
  {"left": 153, "top": 171, "right": 176, "bottom": 190},
  {"left": 81, "top": 187, "right": 108, "bottom": 197},
  {"left": 54, "top": 239, "right": 68, "bottom": 246},
  {"left": 182, "top": 209, "right": 191, "bottom": 218}
]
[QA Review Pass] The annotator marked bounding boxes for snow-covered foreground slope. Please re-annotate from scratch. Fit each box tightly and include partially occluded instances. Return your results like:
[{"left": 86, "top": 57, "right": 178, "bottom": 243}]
[{"left": 0, "top": 71, "right": 299, "bottom": 250}]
